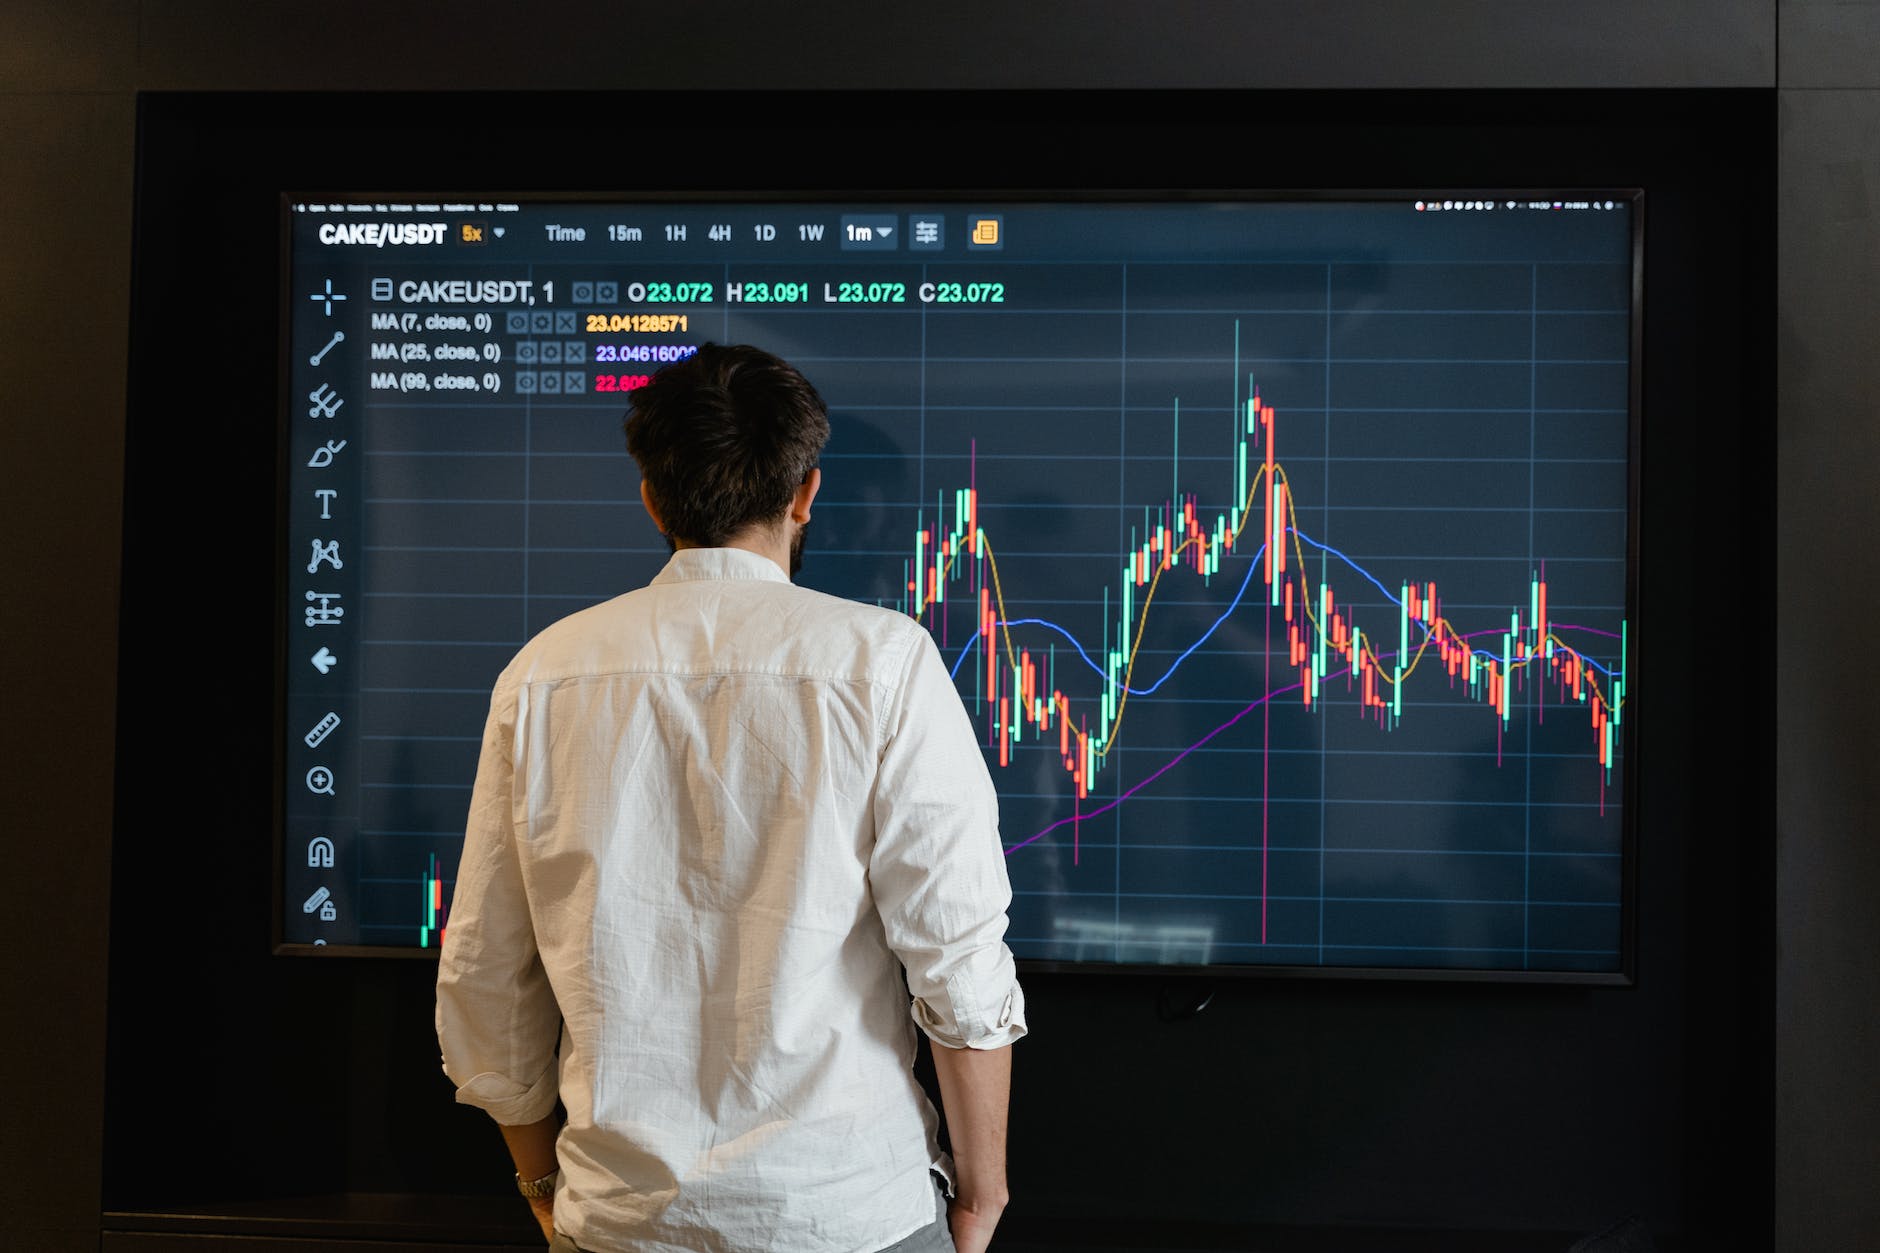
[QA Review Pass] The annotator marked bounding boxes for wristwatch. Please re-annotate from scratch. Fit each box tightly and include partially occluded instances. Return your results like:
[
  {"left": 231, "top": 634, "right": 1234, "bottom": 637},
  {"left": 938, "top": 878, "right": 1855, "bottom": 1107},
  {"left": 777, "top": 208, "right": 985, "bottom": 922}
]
[{"left": 516, "top": 1168, "right": 559, "bottom": 1198}]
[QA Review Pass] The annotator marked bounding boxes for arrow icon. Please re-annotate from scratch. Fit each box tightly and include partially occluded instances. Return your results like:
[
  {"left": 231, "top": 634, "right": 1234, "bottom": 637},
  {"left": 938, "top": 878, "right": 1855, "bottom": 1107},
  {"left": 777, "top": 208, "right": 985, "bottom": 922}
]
[
  {"left": 493, "top": 226, "right": 505, "bottom": 237},
  {"left": 311, "top": 647, "right": 337, "bottom": 675},
  {"left": 877, "top": 225, "right": 894, "bottom": 237}
]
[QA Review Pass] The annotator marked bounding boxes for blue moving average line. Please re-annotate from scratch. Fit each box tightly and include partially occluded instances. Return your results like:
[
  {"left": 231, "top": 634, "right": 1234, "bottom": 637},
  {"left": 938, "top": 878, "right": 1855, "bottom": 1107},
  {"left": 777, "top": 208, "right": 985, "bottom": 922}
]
[{"left": 944, "top": 527, "right": 1619, "bottom": 691}]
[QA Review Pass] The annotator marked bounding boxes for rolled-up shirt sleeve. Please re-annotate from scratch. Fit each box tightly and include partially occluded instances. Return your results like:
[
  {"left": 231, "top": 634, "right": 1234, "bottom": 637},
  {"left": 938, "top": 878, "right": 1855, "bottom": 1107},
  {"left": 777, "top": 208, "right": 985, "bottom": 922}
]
[
  {"left": 870, "top": 629, "right": 1028, "bottom": 1050},
  {"left": 435, "top": 678, "right": 562, "bottom": 1124}
]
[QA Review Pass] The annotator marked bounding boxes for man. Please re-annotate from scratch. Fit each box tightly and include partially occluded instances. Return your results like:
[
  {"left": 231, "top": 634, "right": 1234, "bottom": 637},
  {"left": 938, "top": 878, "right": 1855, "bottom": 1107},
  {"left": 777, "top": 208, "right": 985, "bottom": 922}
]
[{"left": 436, "top": 344, "right": 1026, "bottom": 1253}]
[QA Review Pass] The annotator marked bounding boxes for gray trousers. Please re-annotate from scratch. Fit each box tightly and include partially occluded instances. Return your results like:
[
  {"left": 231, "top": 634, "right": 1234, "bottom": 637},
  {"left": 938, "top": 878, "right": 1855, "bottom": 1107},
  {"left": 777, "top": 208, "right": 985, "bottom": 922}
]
[{"left": 548, "top": 1175, "right": 955, "bottom": 1253}]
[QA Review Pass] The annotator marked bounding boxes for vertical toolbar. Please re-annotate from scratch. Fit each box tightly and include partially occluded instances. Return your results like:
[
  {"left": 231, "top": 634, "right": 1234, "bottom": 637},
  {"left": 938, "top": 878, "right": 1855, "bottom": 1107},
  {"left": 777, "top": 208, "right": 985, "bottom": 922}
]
[{"left": 286, "top": 273, "right": 361, "bottom": 946}]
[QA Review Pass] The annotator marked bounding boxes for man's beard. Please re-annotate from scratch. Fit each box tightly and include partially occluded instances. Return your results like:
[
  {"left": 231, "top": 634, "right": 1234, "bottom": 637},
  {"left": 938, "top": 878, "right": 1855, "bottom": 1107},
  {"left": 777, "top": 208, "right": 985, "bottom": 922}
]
[{"left": 789, "top": 521, "right": 809, "bottom": 578}]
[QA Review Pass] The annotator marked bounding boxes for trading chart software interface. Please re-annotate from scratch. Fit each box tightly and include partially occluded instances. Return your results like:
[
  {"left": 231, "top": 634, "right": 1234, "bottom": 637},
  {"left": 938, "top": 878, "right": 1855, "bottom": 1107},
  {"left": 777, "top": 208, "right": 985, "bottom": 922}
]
[{"left": 283, "top": 196, "right": 1634, "bottom": 975}]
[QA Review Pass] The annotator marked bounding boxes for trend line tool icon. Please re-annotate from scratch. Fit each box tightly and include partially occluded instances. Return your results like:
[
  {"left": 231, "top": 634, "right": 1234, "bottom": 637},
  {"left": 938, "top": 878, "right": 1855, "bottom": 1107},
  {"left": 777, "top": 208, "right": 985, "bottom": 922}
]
[{"left": 310, "top": 331, "right": 345, "bottom": 366}]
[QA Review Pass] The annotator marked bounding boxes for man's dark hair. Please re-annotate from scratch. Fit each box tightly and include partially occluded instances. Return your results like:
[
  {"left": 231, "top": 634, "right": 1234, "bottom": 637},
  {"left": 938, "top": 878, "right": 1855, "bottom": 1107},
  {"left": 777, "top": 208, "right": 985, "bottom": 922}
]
[{"left": 623, "top": 343, "right": 830, "bottom": 547}]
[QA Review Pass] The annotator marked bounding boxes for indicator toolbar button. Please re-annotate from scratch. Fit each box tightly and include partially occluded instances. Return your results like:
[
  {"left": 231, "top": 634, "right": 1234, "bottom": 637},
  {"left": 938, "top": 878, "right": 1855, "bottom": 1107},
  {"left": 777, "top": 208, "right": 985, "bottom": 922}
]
[{"left": 910, "top": 216, "right": 944, "bottom": 250}]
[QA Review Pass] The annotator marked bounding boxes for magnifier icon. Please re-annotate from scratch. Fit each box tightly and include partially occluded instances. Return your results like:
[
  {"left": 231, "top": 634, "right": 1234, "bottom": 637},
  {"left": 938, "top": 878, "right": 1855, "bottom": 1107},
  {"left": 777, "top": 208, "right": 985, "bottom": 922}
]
[{"left": 306, "top": 765, "right": 335, "bottom": 796}]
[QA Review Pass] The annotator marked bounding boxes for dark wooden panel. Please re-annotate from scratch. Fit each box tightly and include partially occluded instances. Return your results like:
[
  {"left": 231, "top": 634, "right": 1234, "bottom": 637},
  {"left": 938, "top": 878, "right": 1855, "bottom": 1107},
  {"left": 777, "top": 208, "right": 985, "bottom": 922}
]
[
  {"left": 1781, "top": 1, "right": 1880, "bottom": 88},
  {"left": 132, "top": 0, "right": 1773, "bottom": 91},
  {"left": 105, "top": 1236, "right": 540, "bottom": 1253},
  {"left": 1774, "top": 85, "right": 1880, "bottom": 1253},
  {"left": 0, "top": 0, "right": 135, "bottom": 92},
  {"left": 103, "top": 1225, "right": 1579, "bottom": 1253},
  {"left": 0, "top": 89, "right": 133, "bottom": 1253}
]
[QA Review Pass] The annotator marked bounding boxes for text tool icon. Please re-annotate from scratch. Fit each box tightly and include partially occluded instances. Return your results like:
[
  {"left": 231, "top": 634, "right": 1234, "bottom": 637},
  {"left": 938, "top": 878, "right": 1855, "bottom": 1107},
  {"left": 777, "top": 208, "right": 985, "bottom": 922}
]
[
  {"left": 968, "top": 216, "right": 1003, "bottom": 249},
  {"left": 310, "top": 646, "right": 337, "bottom": 675},
  {"left": 310, "top": 331, "right": 345, "bottom": 366},
  {"left": 304, "top": 711, "right": 341, "bottom": 749}
]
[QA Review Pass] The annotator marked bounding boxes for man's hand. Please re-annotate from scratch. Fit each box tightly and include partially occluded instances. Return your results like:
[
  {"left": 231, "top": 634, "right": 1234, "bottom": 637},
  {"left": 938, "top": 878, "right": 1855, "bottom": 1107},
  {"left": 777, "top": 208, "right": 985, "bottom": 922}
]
[
  {"left": 526, "top": 1194, "right": 555, "bottom": 1243},
  {"left": 947, "top": 1193, "right": 1005, "bottom": 1253}
]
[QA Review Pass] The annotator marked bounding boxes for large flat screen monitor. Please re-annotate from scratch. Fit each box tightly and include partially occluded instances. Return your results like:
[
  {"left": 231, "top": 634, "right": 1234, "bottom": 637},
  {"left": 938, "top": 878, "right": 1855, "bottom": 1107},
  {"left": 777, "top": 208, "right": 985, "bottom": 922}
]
[{"left": 280, "top": 193, "right": 1636, "bottom": 978}]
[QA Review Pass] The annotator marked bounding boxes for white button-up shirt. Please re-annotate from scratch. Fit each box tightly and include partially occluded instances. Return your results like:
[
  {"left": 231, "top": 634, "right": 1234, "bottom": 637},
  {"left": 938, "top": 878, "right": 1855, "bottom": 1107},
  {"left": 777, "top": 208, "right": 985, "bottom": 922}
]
[{"left": 436, "top": 546, "right": 1027, "bottom": 1253}]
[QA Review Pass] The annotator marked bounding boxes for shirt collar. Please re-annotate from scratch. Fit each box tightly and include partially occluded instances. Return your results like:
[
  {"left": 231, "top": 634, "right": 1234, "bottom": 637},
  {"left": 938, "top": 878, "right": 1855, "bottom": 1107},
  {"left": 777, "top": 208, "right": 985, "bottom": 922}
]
[{"left": 650, "top": 546, "right": 792, "bottom": 587}]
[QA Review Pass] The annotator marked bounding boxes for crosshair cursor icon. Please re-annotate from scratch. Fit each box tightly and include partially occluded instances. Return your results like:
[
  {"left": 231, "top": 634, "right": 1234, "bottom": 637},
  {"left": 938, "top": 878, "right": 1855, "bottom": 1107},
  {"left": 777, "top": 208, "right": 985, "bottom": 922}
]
[{"left": 309, "top": 279, "right": 346, "bottom": 316}]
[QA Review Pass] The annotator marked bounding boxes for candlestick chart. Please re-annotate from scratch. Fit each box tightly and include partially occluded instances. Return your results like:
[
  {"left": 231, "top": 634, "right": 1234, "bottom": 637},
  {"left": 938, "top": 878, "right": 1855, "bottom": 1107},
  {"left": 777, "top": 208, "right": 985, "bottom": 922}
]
[{"left": 878, "top": 329, "right": 1628, "bottom": 971}]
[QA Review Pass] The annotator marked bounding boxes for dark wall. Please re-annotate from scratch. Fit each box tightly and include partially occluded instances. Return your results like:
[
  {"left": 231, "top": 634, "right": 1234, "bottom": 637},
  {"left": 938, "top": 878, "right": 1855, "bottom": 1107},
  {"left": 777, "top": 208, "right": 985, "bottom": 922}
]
[
  {"left": 1, "top": 3, "right": 1872, "bottom": 1252},
  {"left": 0, "top": 87, "right": 129, "bottom": 1253},
  {"left": 1774, "top": 7, "right": 1880, "bottom": 1244}
]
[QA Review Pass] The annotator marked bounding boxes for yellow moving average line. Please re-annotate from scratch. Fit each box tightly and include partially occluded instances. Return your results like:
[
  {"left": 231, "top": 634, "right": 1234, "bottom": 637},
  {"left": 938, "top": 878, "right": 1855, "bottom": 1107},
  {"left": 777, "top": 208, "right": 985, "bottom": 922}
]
[{"left": 915, "top": 454, "right": 1620, "bottom": 761}]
